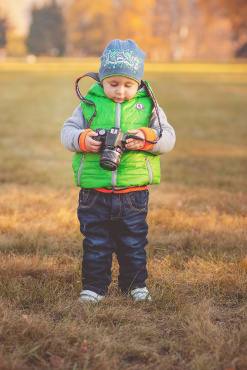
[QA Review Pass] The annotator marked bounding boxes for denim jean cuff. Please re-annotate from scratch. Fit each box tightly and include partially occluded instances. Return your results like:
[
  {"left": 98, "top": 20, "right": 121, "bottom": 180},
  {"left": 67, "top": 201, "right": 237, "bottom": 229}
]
[
  {"left": 83, "top": 285, "right": 108, "bottom": 296},
  {"left": 120, "top": 282, "right": 146, "bottom": 293}
]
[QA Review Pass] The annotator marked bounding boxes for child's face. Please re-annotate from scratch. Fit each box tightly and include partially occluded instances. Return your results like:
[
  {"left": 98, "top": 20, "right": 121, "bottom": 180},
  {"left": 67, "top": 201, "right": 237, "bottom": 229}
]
[{"left": 102, "top": 75, "right": 139, "bottom": 103}]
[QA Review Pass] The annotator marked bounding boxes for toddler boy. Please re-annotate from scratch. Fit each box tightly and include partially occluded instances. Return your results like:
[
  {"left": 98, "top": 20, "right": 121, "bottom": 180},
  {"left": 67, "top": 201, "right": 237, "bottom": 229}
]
[{"left": 61, "top": 39, "right": 176, "bottom": 302}]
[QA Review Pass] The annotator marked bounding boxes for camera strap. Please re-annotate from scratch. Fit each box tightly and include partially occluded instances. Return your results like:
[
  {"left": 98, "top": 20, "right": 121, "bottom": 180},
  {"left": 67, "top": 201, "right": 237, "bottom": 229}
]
[
  {"left": 75, "top": 73, "right": 100, "bottom": 127},
  {"left": 75, "top": 73, "right": 163, "bottom": 142},
  {"left": 141, "top": 80, "right": 163, "bottom": 144}
]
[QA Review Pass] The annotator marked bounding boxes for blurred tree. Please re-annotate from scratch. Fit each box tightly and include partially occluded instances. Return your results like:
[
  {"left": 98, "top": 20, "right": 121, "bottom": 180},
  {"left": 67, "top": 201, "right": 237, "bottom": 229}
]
[
  {"left": 198, "top": 0, "right": 247, "bottom": 34},
  {"left": 235, "top": 43, "right": 247, "bottom": 58},
  {"left": 65, "top": 0, "right": 246, "bottom": 60},
  {"left": 111, "top": 0, "right": 156, "bottom": 54},
  {"left": 66, "top": 0, "right": 112, "bottom": 56},
  {"left": 6, "top": 32, "right": 27, "bottom": 56},
  {"left": 66, "top": 0, "right": 158, "bottom": 57},
  {"left": 198, "top": 0, "right": 247, "bottom": 58},
  {"left": 153, "top": 0, "right": 190, "bottom": 60},
  {"left": 0, "top": 17, "right": 7, "bottom": 48},
  {"left": 26, "top": 0, "right": 66, "bottom": 56}
]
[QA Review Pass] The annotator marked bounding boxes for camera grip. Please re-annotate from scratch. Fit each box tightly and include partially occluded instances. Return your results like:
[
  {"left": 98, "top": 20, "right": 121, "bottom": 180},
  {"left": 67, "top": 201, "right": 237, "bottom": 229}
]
[{"left": 92, "top": 135, "right": 101, "bottom": 142}]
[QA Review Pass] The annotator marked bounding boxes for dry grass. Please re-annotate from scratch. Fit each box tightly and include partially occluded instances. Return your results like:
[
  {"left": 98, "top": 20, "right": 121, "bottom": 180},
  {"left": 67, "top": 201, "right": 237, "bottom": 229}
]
[{"left": 0, "top": 64, "right": 247, "bottom": 369}]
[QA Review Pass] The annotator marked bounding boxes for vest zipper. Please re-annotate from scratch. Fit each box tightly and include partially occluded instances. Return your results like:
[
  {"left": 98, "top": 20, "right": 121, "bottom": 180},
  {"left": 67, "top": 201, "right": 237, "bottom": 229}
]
[
  {"left": 115, "top": 103, "right": 121, "bottom": 128},
  {"left": 111, "top": 103, "right": 121, "bottom": 188},
  {"left": 111, "top": 169, "right": 118, "bottom": 188},
  {"left": 78, "top": 154, "right": 86, "bottom": 187},
  {"left": 145, "top": 157, "right": 153, "bottom": 184}
]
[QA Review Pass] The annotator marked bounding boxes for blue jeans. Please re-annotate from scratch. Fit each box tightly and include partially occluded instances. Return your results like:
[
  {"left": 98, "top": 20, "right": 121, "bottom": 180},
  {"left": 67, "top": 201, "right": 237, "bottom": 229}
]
[{"left": 77, "top": 188, "right": 149, "bottom": 295}]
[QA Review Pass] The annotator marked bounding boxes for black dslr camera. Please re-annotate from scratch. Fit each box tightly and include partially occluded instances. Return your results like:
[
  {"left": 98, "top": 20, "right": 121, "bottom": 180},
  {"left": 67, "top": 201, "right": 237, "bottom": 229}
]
[{"left": 93, "top": 127, "right": 139, "bottom": 171}]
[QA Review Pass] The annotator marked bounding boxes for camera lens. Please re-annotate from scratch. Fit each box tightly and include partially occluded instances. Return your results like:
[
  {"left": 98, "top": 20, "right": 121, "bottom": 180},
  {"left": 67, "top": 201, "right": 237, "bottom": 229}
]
[{"left": 99, "top": 148, "right": 122, "bottom": 171}]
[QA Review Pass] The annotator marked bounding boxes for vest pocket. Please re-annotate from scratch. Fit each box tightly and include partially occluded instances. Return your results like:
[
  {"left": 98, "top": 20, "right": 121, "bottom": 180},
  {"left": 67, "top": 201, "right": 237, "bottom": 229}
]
[
  {"left": 77, "top": 155, "right": 86, "bottom": 187},
  {"left": 145, "top": 157, "right": 153, "bottom": 184}
]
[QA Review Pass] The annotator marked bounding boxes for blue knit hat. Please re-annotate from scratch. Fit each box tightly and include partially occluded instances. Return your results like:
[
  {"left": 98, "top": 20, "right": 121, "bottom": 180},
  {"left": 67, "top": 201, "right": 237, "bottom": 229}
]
[{"left": 99, "top": 39, "right": 146, "bottom": 84}]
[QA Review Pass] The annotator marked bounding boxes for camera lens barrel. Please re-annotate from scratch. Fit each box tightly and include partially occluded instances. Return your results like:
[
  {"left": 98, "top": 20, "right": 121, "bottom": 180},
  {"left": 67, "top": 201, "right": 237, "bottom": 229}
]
[{"left": 99, "top": 148, "right": 122, "bottom": 171}]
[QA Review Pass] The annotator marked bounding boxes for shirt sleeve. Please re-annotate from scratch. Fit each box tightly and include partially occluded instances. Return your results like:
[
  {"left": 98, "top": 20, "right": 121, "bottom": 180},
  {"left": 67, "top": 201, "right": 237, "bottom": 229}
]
[
  {"left": 61, "top": 105, "right": 89, "bottom": 152},
  {"left": 147, "top": 105, "right": 176, "bottom": 155}
]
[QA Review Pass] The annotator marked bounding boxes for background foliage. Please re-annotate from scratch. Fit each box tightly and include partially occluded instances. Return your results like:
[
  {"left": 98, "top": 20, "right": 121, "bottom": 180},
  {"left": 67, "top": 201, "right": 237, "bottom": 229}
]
[
  {"left": 26, "top": 0, "right": 66, "bottom": 57},
  {"left": 1, "top": 0, "right": 247, "bottom": 60}
]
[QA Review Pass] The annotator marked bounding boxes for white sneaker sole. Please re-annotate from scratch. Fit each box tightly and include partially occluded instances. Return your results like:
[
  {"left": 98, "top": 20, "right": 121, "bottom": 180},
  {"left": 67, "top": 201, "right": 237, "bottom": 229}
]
[
  {"left": 131, "top": 288, "right": 152, "bottom": 302},
  {"left": 78, "top": 290, "right": 104, "bottom": 303}
]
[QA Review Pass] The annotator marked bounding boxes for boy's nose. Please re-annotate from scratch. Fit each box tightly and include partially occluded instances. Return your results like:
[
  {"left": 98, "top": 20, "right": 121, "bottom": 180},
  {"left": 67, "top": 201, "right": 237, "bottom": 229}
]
[{"left": 117, "top": 85, "right": 124, "bottom": 95}]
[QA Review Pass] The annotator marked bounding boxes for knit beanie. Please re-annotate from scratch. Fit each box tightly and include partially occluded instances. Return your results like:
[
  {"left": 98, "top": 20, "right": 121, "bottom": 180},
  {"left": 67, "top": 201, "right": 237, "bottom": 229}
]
[{"left": 99, "top": 39, "right": 146, "bottom": 84}]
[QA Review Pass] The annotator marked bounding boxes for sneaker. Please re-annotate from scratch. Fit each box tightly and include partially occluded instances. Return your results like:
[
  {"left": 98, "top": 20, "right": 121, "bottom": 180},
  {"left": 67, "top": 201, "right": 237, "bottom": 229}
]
[
  {"left": 131, "top": 287, "right": 152, "bottom": 302},
  {"left": 78, "top": 290, "right": 104, "bottom": 303}
]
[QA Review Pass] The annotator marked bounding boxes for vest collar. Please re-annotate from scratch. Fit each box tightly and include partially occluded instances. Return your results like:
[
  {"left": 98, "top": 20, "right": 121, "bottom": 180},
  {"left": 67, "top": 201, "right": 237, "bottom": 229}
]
[{"left": 87, "top": 82, "right": 150, "bottom": 100}]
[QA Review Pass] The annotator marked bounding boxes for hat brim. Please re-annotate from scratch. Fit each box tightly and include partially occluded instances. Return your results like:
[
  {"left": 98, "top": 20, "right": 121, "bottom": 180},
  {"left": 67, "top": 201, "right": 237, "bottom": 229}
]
[{"left": 100, "top": 74, "right": 141, "bottom": 85}]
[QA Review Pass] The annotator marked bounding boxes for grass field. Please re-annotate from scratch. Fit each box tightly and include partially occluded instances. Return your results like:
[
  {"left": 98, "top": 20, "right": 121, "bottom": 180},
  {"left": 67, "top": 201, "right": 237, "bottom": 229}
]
[{"left": 0, "top": 61, "right": 247, "bottom": 369}]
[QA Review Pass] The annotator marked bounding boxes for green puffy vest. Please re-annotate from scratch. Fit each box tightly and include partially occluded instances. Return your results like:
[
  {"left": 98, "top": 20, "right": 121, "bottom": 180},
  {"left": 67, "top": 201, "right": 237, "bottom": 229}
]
[{"left": 72, "top": 82, "right": 161, "bottom": 188}]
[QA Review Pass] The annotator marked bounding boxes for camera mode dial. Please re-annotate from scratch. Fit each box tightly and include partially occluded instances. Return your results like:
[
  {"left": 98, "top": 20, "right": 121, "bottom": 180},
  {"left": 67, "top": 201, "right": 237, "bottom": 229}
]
[{"left": 98, "top": 129, "right": 106, "bottom": 136}]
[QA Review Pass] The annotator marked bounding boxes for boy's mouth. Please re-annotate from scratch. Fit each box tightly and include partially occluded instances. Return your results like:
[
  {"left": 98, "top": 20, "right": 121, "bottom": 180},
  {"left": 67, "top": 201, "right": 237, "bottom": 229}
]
[{"left": 114, "top": 98, "right": 124, "bottom": 103}]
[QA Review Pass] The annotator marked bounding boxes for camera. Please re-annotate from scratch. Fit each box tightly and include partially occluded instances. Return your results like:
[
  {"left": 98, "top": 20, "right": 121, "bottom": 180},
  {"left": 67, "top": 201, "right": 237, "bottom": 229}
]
[{"left": 93, "top": 127, "right": 132, "bottom": 171}]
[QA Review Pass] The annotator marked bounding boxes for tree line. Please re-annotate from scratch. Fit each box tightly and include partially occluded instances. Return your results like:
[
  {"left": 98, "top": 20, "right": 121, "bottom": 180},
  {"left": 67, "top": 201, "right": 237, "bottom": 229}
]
[{"left": 1, "top": 0, "right": 247, "bottom": 60}]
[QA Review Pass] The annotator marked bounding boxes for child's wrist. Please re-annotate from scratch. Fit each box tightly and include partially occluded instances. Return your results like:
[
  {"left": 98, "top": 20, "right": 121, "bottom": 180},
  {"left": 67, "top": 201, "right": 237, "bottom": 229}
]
[
  {"left": 78, "top": 129, "right": 93, "bottom": 152},
  {"left": 138, "top": 127, "right": 156, "bottom": 151}
]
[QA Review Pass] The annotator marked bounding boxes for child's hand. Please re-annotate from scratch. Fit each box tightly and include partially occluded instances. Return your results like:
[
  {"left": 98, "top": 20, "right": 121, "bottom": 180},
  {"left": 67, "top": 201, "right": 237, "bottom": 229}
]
[
  {"left": 85, "top": 131, "right": 102, "bottom": 153},
  {"left": 125, "top": 130, "right": 145, "bottom": 150}
]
